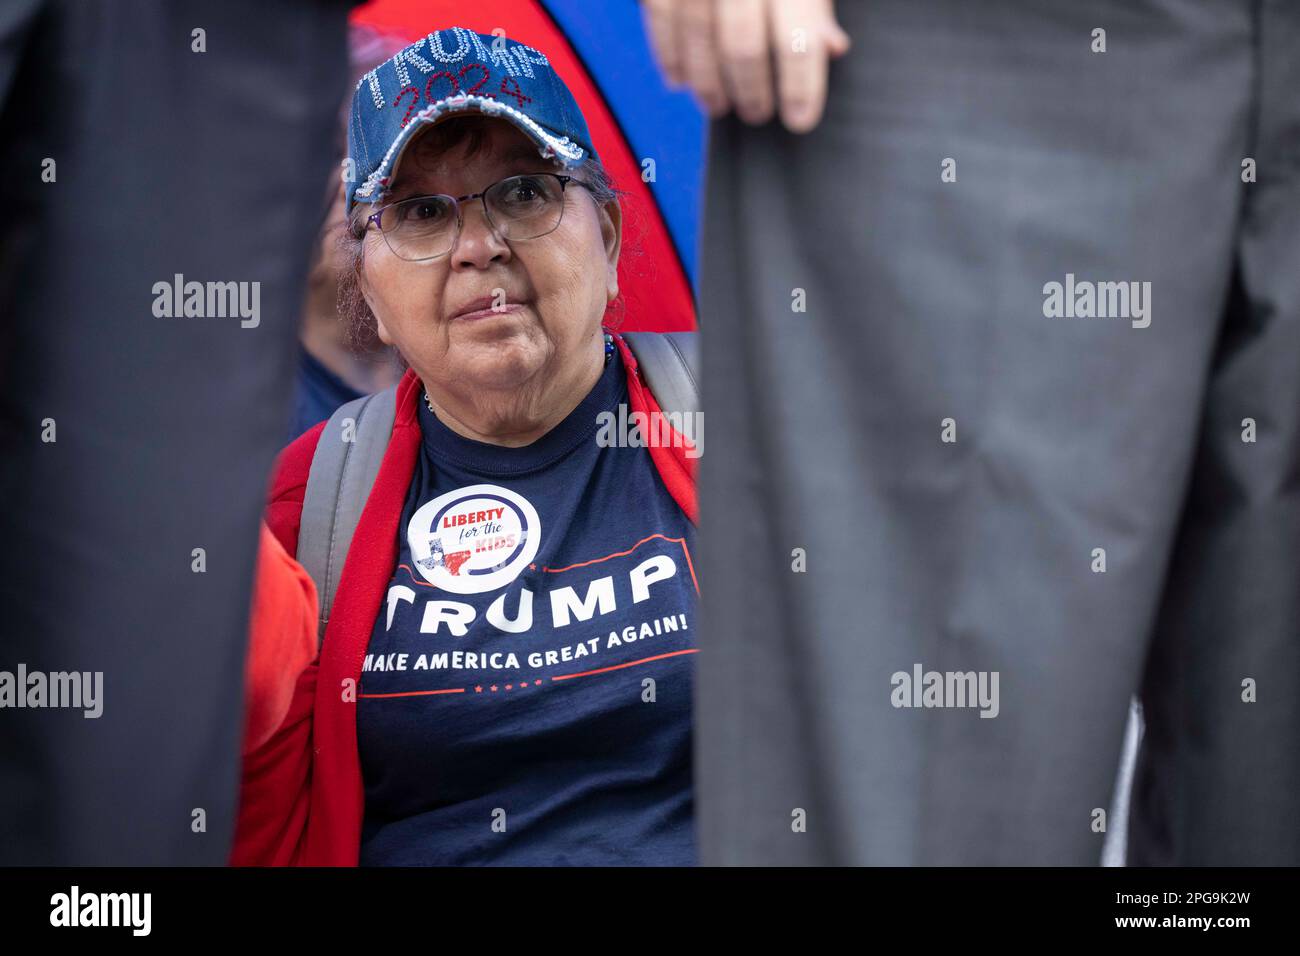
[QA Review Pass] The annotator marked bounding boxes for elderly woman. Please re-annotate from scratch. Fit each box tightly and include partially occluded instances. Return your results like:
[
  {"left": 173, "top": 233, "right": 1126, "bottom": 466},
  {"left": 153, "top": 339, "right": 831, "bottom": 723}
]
[{"left": 233, "top": 27, "right": 699, "bottom": 866}]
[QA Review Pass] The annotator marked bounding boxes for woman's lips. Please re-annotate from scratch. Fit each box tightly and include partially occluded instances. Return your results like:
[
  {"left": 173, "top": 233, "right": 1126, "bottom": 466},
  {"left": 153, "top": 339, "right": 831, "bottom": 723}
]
[{"left": 451, "top": 302, "right": 525, "bottom": 321}]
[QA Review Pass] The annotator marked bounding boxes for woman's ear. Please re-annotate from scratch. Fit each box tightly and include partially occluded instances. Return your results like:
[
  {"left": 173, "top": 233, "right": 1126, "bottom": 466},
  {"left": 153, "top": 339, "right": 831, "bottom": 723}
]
[{"left": 600, "top": 199, "right": 622, "bottom": 302}]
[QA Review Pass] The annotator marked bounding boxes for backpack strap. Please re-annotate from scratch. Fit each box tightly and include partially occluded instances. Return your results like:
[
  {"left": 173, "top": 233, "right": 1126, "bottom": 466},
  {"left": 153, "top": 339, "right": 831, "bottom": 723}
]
[
  {"left": 622, "top": 331, "right": 699, "bottom": 418},
  {"left": 297, "top": 385, "right": 397, "bottom": 642}
]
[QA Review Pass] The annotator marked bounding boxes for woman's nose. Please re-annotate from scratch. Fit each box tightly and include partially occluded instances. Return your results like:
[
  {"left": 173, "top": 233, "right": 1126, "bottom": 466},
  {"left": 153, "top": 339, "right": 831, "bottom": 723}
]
[{"left": 451, "top": 200, "right": 510, "bottom": 267}]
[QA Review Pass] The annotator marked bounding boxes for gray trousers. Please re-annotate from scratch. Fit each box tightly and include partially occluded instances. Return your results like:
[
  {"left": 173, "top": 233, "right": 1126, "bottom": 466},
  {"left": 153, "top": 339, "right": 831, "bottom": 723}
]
[{"left": 696, "top": 0, "right": 1299, "bottom": 865}]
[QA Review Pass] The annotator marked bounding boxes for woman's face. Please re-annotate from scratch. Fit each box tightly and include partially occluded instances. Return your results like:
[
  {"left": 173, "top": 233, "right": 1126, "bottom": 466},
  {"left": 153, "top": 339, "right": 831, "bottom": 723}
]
[{"left": 357, "top": 117, "right": 621, "bottom": 410}]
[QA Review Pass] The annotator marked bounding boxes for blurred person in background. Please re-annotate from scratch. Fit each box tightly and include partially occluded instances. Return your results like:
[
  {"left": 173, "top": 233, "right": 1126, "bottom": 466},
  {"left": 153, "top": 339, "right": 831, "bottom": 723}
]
[{"left": 289, "top": 23, "right": 406, "bottom": 443}]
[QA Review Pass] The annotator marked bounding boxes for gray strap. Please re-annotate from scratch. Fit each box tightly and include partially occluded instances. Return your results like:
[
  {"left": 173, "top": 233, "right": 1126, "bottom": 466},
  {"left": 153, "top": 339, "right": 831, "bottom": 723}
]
[
  {"left": 623, "top": 331, "right": 699, "bottom": 418},
  {"left": 298, "top": 385, "right": 397, "bottom": 642}
]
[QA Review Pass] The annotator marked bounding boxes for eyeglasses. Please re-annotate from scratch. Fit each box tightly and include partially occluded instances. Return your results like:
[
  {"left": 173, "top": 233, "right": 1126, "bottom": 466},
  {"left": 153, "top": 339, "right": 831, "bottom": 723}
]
[{"left": 362, "top": 173, "right": 594, "bottom": 262}]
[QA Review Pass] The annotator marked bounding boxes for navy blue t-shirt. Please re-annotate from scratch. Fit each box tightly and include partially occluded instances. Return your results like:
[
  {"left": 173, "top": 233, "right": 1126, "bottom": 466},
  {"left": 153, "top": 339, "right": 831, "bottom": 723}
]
[{"left": 357, "top": 347, "right": 697, "bottom": 865}]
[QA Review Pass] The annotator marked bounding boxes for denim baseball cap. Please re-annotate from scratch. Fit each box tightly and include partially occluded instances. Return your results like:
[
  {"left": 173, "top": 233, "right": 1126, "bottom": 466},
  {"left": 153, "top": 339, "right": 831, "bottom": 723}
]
[{"left": 346, "top": 26, "right": 600, "bottom": 211}]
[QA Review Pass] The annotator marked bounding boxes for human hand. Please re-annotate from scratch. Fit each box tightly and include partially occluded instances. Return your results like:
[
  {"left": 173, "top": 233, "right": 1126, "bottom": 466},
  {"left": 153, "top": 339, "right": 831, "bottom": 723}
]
[{"left": 643, "top": 0, "right": 851, "bottom": 133}]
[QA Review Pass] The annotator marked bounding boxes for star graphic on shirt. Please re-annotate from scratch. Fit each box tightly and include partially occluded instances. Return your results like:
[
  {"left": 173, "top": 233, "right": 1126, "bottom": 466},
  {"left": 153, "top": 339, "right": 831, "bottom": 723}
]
[
  {"left": 475, "top": 685, "right": 483, "bottom": 693},
  {"left": 490, "top": 685, "right": 498, "bottom": 692}
]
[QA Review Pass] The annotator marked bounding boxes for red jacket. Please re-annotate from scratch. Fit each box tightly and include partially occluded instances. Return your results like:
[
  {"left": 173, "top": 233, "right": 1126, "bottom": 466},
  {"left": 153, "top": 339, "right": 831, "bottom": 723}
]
[{"left": 231, "top": 333, "right": 697, "bottom": 865}]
